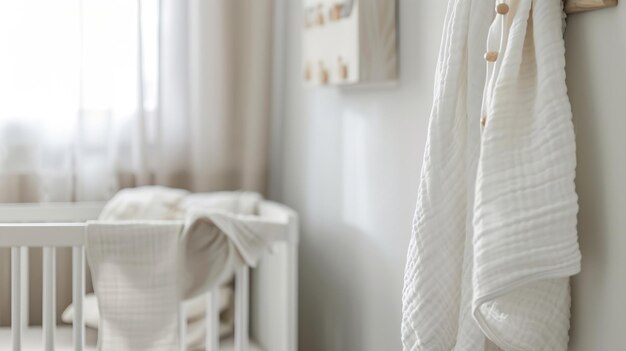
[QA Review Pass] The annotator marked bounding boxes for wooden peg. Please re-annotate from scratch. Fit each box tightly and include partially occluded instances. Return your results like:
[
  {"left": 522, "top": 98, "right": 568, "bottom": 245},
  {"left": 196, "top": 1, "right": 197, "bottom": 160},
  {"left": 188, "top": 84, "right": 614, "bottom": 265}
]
[
  {"left": 330, "top": 4, "right": 343, "bottom": 21},
  {"left": 319, "top": 62, "right": 329, "bottom": 84},
  {"left": 338, "top": 57, "right": 348, "bottom": 80},
  {"left": 565, "top": 0, "right": 618, "bottom": 14},
  {"left": 316, "top": 5, "right": 325, "bottom": 26},
  {"left": 481, "top": 115, "right": 487, "bottom": 127}
]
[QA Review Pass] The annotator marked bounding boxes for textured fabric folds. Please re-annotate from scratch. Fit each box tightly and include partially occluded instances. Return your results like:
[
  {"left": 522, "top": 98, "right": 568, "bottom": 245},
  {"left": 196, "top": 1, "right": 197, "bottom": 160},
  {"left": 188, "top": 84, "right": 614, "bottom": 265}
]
[
  {"left": 86, "top": 222, "right": 183, "bottom": 351},
  {"left": 401, "top": 0, "right": 580, "bottom": 350},
  {"left": 85, "top": 187, "right": 286, "bottom": 350}
]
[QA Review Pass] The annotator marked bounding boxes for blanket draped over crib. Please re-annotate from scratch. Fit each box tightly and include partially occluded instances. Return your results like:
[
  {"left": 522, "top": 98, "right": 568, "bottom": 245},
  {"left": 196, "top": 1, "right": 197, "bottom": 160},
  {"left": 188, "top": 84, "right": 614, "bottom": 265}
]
[
  {"left": 84, "top": 187, "right": 286, "bottom": 351},
  {"left": 401, "top": 0, "right": 581, "bottom": 350}
]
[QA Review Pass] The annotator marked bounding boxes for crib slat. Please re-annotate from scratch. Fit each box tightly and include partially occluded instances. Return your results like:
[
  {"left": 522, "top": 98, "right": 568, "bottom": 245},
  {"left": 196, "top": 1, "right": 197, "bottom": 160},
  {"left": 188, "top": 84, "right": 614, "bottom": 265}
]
[
  {"left": 72, "top": 247, "right": 85, "bottom": 351},
  {"left": 178, "top": 302, "right": 186, "bottom": 351},
  {"left": 11, "top": 247, "right": 22, "bottom": 351},
  {"left": 205, "top": 290, "right": 220, "bottom": 351},
  {"left": 235, "top": 267, "right": 249, "bottom": 351},
  {"left": 43, "top": 247, "right": 56, "bottom": 351},
  {"left": 20, "top": 247, "right": 29, "bottom": 331}
]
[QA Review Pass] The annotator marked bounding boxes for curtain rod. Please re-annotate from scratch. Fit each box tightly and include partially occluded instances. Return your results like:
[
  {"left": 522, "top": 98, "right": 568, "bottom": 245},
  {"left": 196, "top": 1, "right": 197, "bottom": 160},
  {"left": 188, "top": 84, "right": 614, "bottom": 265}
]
[{"left": 565, "top": 0, "right": 618, "bottom": 13}]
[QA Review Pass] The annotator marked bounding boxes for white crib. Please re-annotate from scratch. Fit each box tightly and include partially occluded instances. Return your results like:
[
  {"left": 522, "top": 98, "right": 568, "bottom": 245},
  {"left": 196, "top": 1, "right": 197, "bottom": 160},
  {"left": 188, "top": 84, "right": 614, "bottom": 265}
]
[{"left": 0, "top": 201, "right": 298, "bottom": 351}]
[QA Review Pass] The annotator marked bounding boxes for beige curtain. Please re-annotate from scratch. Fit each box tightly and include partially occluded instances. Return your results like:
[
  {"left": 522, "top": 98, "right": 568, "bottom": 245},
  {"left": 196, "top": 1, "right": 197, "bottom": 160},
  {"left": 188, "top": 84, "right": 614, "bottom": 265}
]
[
  {"left": 160, "top": 0, "right": 274, "bottom": 193},
  {"left": 0, "top": 0, "right": 274, "bottom": 326}
]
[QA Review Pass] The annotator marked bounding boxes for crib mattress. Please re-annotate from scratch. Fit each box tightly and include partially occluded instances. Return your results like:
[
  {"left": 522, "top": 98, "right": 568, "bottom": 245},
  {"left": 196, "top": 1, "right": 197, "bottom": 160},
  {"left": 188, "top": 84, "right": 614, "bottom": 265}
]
[{"left": 0, "top": 327, "right": 263, "bottom": 351}]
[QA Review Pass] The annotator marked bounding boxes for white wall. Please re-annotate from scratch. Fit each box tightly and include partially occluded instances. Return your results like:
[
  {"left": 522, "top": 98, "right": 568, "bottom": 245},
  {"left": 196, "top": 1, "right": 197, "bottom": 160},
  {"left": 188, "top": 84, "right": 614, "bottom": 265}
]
[
  {"left": 566, "top": 5, "right": 626, "bottom": 351},
  {"left": 270, "top": 0, "right": 626, "bottom": 350},
  {"left": 271, "top": 1, "right": 445, "bottom": 349}
]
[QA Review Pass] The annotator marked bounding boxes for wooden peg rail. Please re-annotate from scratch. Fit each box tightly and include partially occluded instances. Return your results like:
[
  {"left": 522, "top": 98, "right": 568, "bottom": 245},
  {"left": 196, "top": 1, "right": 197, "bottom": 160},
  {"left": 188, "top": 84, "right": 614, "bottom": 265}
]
[{"left": 565, "top": 0, "right": 618, "bottom": 14}]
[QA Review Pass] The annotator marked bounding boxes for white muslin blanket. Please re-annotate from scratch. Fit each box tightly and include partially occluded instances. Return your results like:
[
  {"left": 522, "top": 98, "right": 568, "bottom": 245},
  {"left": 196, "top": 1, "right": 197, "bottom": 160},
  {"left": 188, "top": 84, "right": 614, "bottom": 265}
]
[
  {"left": 401, "top": 1, "right": 581, "bottom": 350},
  {"left": 85, "top": 187, "right": 287, "bottom": 351},
  {"left": 86, "top": 221, "right": 183, "bottom": 351}
]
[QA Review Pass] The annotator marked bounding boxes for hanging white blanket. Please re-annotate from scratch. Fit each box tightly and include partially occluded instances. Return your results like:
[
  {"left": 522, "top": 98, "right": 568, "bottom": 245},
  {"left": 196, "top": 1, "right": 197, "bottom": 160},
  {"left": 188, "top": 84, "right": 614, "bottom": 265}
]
[
  {"left": 86, "top": 221, "right": 183, "bottom": 351},
  {"left": 401, "top": 1, "right": 581, "bottom": 350}
]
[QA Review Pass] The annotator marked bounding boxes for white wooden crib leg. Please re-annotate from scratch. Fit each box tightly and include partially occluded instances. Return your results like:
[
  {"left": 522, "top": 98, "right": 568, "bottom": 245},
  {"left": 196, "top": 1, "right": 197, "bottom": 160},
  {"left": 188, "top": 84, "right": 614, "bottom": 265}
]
[
  {"left": 178, "top": 302, "right": 186, "bottom": 351},
  {"left": 43, "top": 247, "right": 56, "bottom": 351},
  {"left": 205, "top": 290, "right": 220, "bottom": 351},
  {"left": 72, "top": 247, "right": 85, "bottom": 351},
  {"left": 20, "top": 247, "right": 29, "bottom": 331},
  {"left": 235, "top": 266, "right": 249, "bottom": 351},
  {"left": 288, "top": 241, "right": 298, "bottom": 351},
  {"left": 11, "top": 247, "right": 22, "bottom": 351}
]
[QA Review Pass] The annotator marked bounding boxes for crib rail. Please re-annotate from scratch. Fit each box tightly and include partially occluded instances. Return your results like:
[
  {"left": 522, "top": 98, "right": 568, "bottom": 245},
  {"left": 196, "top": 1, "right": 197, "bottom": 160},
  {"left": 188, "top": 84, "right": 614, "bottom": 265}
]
[
  {"left": 0, "top": 222, "right": 252, "bottom": 351},
  {"left": 0, "top": 224, "right": 83, "bottom": 351}
]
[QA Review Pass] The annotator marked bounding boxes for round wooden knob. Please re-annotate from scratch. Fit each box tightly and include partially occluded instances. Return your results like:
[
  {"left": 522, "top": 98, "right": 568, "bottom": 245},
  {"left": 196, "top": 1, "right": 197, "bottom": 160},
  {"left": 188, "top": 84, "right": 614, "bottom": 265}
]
[
  {"left": 496, "top": 3, "right": 510, "bottom": 15},
  {"left": 481, "top": 115, "right": 487, "bottom": 127},
  {"left": 484, "top": 51, "right": 498, "bottom": 62}
]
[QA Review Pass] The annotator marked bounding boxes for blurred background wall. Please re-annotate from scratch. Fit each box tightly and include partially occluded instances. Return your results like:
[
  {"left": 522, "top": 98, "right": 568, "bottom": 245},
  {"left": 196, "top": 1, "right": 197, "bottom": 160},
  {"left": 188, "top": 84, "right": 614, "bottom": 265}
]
[
  {"left": 270, "top": 1, "right": 443, "bottom": 349},
  {"left": 565, "top": 5, "right": 626, "bottom": 351}
]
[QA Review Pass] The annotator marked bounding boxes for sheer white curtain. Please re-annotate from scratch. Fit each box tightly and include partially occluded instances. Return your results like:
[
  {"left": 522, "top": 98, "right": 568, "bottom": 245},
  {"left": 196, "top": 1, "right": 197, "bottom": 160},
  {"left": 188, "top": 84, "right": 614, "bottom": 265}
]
[
  {"left": 0, "top": 0, "right": 160, "bottom": 202},
  {"left": 0, "top": 0, "right": 274, "bottom": 326},
  {"left": 0, "top": 0, "right": 272, "bottom": 203}
]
